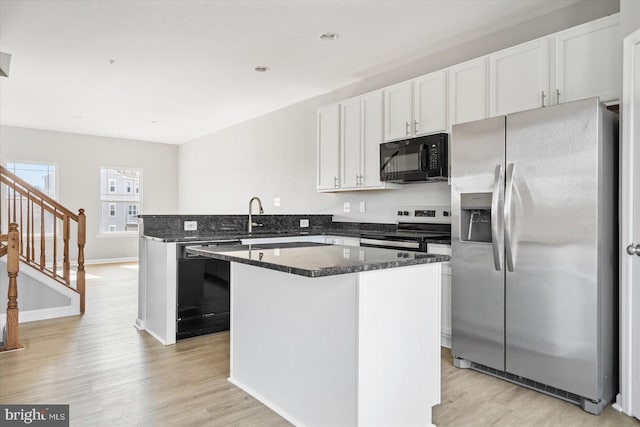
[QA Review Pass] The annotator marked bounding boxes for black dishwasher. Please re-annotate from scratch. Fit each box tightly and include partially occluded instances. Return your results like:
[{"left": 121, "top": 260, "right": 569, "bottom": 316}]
[{"left": 176, "top": 240, "right": 239, "bottom": 340}]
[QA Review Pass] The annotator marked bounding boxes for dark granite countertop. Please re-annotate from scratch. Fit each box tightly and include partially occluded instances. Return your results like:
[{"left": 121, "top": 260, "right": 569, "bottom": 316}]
[
  {"left": 185, "top": 242, "right": 450, "bottom": 278},
  {"left": 142, "top": 228, "right": 451, "bottom": 245}
]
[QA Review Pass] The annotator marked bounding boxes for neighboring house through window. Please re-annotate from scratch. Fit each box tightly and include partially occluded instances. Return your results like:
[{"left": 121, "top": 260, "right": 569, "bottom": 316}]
[{"left": 100, "top": 167, "right": 142, "bottom": 233}]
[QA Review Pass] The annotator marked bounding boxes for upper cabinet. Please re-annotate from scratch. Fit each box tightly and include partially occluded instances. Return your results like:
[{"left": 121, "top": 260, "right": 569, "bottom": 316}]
[
  {"left": 318, "top": 90, "right": 399, "bottom": 192},
  {"left": 414, "top": 70, "right": 449, "bottom": 136},
  {"left": 317, "top": 104, "right": 340, "bottom": 191},
  {"left": 449, "top": 57, "right": 489, "bottom": 126},
  {"left": 489, "top": 38, "right": 550, "bottom": 116},
  {"left": 384, "top": 81, "right": 413, "bottom": 141},
  {"left": 554, "top": 14, "right": 621, "bottom": 104},
  {"left": 384, "top": 70, "right": 448, "bottom": 141}
]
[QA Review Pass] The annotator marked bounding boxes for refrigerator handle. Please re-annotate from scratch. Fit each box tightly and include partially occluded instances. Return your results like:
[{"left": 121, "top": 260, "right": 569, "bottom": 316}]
[
  {"left": 491, "top": 164, "right": 504, "bottom": 271},
  {"left": 504, "top": 163, "right": 516, "bottom": 272}
]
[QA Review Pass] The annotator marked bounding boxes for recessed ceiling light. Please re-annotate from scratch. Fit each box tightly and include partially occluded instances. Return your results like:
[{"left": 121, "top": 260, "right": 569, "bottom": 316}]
[
  {"left": 319, "top": 33, "right": 339, "bottom": 41},
  {"left": 73, "top": 115, "right": 83, "bottom": 119},
  {"left": 151, "top": 120, "right": 157, "bottom": 124},
  {"left": 108, "top": 59, "right": 115, "bottom": 65},
  {"left": 254, "top": 66, "right": 270, "bottom": 72}
]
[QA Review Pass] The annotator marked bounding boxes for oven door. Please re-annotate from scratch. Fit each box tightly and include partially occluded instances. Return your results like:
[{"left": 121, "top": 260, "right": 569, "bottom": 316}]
[
  {"left": 380, "top": 140, "right": 426, "bottom": 182},
  {"left": 360, "top": 237, "right": 427, "bottom": 252}
]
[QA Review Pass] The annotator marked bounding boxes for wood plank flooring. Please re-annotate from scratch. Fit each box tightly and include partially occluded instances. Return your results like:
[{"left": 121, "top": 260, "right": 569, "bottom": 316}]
[{"left": 0, "top": 262, "right": 637, "bottom": 426}]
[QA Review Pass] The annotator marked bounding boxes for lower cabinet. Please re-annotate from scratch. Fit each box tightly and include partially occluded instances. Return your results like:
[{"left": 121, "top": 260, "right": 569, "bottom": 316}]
[{"left": 428, "top": 243, "right": 452, "bottom": 347}]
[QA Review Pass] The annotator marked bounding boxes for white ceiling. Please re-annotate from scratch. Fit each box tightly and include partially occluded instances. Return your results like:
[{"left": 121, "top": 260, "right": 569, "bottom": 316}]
[{"left": 0, "top": 0, "right": 584, "bottom": 144}]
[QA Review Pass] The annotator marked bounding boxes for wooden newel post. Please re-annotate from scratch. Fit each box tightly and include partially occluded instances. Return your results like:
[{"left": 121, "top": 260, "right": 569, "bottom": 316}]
[
  {"left": 77, "top": 209, "right": 86, "bottom": 314},
  {"left": 5, "top": 222, "right": 21, "bottom": 350}
]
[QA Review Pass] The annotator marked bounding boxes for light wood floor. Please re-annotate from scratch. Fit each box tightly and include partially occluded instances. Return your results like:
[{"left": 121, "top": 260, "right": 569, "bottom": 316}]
[{"left": 0, "top": 263, "right": 637, "bottom": 426}]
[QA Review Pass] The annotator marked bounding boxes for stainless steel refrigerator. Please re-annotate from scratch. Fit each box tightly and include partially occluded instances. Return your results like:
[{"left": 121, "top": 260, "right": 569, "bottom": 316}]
[{"left": 451, "top": 97, "right": 618, "bottom": 414}]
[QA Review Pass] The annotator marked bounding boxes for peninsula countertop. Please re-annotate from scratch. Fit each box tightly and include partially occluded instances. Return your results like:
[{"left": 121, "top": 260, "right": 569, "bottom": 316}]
[{"left": 186, "top": 242, "right": 449, "bottom": 278}]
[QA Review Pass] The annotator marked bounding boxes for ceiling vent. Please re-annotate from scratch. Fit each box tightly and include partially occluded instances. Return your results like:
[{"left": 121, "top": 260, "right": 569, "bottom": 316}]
[{"left": 0, "top": 52, "right": 11, "bottom": 77}]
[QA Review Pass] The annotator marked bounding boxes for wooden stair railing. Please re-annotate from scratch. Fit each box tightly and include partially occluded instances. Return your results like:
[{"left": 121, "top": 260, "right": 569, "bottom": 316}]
[
  {"left": 1, "top": 223, "right": 21, "bottom": 351},
  {"left": 0, "top": 165, "right": 86, "bottom": 314}
]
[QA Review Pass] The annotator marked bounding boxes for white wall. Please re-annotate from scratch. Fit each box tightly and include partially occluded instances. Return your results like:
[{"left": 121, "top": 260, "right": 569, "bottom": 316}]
[
  {"left": 0, "top": 126, "right": 178, "bottom": 261},
  {"left": 621, "top": 0, "right": 640, "bottom": 37},
  {"left": 178, "top": 0, "right": 618, "bottom": 222}
]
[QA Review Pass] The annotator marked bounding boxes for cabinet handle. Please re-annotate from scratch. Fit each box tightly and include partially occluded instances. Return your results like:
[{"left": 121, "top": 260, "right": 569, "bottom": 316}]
[
  {"left": 356, "top": 174, "right": 360, "bottom": 186},
  {"left": 334, "top": 176, "right": 339, "bottom": 188},
  {"left": 556, "top": 88, "right": 560, "bottom": 103},
  {"left": 541, "top": 91, "right": 546, "bottom": 107},
  {"left": 405, "top": 121, "right": 410, "bottom": 136},
  {"left": 414, "top": 120, "right": 419, "bottom": 133}
]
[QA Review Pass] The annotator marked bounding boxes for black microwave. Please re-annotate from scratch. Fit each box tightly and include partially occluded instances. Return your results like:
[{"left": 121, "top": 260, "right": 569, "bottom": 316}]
[{"left": 380, "top": 133, "right": 448, "bottom": 183}]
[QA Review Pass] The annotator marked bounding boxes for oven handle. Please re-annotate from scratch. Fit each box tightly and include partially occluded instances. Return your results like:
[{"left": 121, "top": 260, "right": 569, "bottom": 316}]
[{"left": 360, "top": 238, "right": 421, "bottom": 250}]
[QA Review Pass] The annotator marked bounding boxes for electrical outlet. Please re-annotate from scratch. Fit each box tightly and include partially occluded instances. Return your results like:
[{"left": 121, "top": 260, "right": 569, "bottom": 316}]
[
  {"left": 184, "top": 221, "right": 197, "bottom": 231},
  {"left": 343, "top": 202, "right": 351, "bottom": 213},
  {"left": 300, "top": 219, "right": 309, "bottom": 228},
  {"left": 274, "top": 197, "right": 281, "bottom": 207},
  {"left": 359, "top": 202, "right": 366, "bottom": 213}
]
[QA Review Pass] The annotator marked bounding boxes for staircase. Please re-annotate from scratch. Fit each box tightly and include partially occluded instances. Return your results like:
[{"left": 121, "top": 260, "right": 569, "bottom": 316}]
[{"left": 0, "top": 165, "right": 86, "bottom": 351}]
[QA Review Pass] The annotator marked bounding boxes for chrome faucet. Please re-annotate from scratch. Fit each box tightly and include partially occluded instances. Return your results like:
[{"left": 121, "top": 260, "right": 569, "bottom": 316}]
[{"left": 248, "top": 196, "right": 264, "bottom": 233}]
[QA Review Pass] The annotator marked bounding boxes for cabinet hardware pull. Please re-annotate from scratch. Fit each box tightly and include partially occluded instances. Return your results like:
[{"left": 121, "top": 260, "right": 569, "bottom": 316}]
[
  {"left": 541, "top": 91, "right": 546, "bottom": 107},
  {"left": 414, "top": 120, "right": 419, "bottom": 133},
  {"left": 334, "top": 176, "right": 339, "bottom": 188},
  {"left": 556, "top": 88, "right": 560, "bottom": 103},
  {"left": 405, "top": 121, "right": 410, "bottom": 136}
]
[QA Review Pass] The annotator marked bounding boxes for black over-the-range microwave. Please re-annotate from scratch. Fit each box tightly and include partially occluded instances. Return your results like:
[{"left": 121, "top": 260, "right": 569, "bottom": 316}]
[{"left": 379, "top": 133, "right": 448, "bottom": 183}]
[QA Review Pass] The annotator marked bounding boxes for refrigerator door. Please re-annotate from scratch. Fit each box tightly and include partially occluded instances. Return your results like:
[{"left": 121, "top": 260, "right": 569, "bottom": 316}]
[
  {"left": 504, "top": 98, "right": 601, "bottom": 399},
  {"left": 451, "top": 116, "right": 506, "bottom": 371}
]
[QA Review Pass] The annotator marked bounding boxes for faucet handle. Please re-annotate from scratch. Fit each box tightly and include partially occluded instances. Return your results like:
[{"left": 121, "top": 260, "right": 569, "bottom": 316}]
[{"left": 252, "top": 222, "right": 264, "bottom": 227}]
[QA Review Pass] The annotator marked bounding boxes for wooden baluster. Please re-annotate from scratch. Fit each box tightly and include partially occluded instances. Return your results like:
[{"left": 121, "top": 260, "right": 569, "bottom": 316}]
[
  {"left": 12, "top": 181, "right": 16, "bottom": 223},
  {"left": 77, "top": 209, "right": 86, "bottom": 314},
  {"left": 31, "top": 199, "right": 35, "bottom": 262},
  {"left": 52, "top": 208, "right": 57, "bottom": 276},
  {"left": 40, "top": 200, "right": 45, "bottom": 269},
  {"left": 19, "top": 193, "right": 23, "bottom": 257},
  {"left": 4, "top": 222, "right": 22, "bottom": 351},
  {"left": 63, "top": 215, "right": 70, "bottom": 285},
  {"left": 26, "top": 194, "right": 31, "bottom": 262}
]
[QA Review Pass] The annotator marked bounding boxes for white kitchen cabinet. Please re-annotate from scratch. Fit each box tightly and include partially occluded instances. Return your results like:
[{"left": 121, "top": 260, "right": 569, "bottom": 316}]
[
  {"left": 449, "top": 57, "right": 489, "bottom": 125},
  {"left": 318, "top": 91, "right": 398, "bottom": 192},
  {"left": 360, "top": 90, "right": 385, "bottom": 188},
  {"left": 554, "top": 13, "right": 621, "bottom": 104},
  {"left": 317, "top": 104, "right": 340, "bottom": 191},
  {"left": 383, "top": 81, "right": 413, "bottom": 141},
  {"left": 414, "top": 70, "right": 448, "bottom": 136},
  {"left": 428, "top": 243, "right": 452, "bottom": 348},
  {"left": 489, "top": 38, "right": 550, "bottom": 116},
  {"left": 341, "top": 97, "right": 361, "bottom": 189},
  {"left": 384, "top": 72, "right": 448, "bottom": 142}
]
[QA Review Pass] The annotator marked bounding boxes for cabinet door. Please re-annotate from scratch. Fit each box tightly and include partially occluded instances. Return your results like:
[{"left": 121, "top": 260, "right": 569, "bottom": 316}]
[
  {"left": 384, "top": 81, "right": 413, "bottom": 141},
  {"left": 360, "top": 90, "right": 384, "bottom": 188},
  {"left": 414, "top": 70, "right": 448, "bottom": 135},
  {"left": 489, "top": 38, "right": 550, "bottom": 116},
  {"left": 341, "top": 97, "right": 361, "bottom": 189},
  {"left": 317, "top": 104, "right": 340, "bottom": 191},
  {"left": 449, "top": 57, "right": 489, "bottom": 125},
  {"left": 554, "top": 14, "right": 621, "bottom": 104}
]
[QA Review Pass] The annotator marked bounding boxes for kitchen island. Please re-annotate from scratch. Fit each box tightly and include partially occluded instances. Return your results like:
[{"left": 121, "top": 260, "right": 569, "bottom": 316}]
[{"left": 188, "top": 242, "right": 448, "bottom": 427}]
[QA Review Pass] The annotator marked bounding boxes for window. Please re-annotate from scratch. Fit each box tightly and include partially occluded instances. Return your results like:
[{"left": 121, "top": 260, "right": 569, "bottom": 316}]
[
  {"left": 5, "top": 162, "right": 57, "bottom": 234},
  {"left": 100, "top": 168, "right": 142, "bottom": 233},
  {"left": 6, "top": 162, "right": 56, "bottom": 198}
]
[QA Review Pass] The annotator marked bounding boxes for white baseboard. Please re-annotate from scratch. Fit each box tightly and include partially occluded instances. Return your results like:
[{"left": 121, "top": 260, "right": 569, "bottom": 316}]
[
  {"left": 441, "top": 332, "right": 451, "bottom": 349},
  {"left": 228, "top": 376, "right": 306, "bottom": 427},
  {"left": 0, "top": 304, "right": 79, "bottom": 324},
  {"left": 83, "top": 257, "right": 138, "bottom": 266}
]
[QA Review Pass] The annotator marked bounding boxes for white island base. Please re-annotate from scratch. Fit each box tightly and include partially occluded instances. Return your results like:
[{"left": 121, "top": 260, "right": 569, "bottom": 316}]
[{"left": 229, "top": 262, "right": 442, "bottom": 427}]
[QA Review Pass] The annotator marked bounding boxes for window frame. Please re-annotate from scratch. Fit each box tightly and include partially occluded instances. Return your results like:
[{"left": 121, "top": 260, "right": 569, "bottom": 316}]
[{"left": 98, "top": 166, "right": 143, "bottom": 237}]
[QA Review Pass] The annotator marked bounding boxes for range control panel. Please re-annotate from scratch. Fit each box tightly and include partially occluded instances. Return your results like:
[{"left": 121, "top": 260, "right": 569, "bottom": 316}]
[{"left": 396, "top": 205, "right": 451, "bottom": 223}]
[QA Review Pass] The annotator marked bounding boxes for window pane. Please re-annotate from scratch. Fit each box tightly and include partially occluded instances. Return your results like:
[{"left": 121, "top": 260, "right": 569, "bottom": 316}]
[
  {"left": 100, "top": 167, "right": 141, "bottom": 233},
  {"left": 6, "top": 162, "right": 56, "bottom": 199}
]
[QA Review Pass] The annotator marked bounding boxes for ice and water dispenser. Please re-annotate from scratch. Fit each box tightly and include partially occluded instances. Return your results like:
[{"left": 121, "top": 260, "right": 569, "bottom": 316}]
[{"left": 460, "top": 193, "right": 492, "bottom": 243}]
